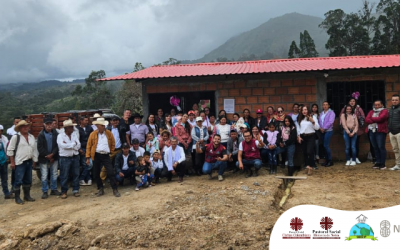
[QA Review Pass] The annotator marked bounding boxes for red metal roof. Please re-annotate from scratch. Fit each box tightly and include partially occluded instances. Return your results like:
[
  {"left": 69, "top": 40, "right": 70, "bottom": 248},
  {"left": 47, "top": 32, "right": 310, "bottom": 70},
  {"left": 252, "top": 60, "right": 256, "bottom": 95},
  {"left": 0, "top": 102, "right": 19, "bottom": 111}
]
[{"left": 100, "top": 55, "right": 400, "bottom": 81}]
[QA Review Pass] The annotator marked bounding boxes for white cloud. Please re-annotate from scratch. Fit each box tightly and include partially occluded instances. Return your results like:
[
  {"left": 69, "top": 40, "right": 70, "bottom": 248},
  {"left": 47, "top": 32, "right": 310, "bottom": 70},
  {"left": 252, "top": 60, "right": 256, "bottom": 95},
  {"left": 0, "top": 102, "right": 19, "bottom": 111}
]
[{"left": 0, "top": 0, "right": 361, "bottom": 83}]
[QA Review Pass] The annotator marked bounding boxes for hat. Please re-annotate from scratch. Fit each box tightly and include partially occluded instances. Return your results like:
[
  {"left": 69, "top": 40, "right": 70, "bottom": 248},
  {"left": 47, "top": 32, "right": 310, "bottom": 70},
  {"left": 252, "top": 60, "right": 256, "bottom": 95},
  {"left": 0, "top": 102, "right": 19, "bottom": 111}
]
[
  {"left": 131, "top": 138, "right": 140, "bottom": 144},
  {"left": 122, "top": 142, "right": 130, "bottom": 149},
  {"left": 160, "top": 130, "right": 171, "bottom": 136},
  {"left": 14, "top": 120, "right": 31, "bottom": 132},
  {"left": 132, "top": 113, "right": 143, "bottom": 119},
  {"left": 188, "top": 110, "right": 195, "bottom": 115},
  {"left": 44, "top": 117, "right": 53, "bottom": 124},
  {"left": 63, "top": 119, "right": 77, "bottom": 127},
  {"left": 196, "top": 117, "right": 203, "bottom": 122},
  {"left": 90, "top": 113, "right": 103, "bottom": 121},
  {"left": 256, "top": 109, "right": 263, "bottom": 114},
  {"left": 0, "top": 125, "right": 3, "bottom": 130},
  {"left": 92, "top": 117, "right": 109, "bottom": 126},
  {"left": 240, "top": 124, "right": 247, "bottom": 128},
  {"left": 153, "top": 149, "right": 160, "bottom": 154}
]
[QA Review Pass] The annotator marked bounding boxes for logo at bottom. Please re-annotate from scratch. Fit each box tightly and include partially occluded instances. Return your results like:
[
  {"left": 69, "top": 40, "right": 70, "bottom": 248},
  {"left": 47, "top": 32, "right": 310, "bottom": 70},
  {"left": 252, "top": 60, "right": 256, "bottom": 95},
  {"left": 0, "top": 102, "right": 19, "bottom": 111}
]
[{"left": 345, "top": 214, "right": 378, "bottom": 241}]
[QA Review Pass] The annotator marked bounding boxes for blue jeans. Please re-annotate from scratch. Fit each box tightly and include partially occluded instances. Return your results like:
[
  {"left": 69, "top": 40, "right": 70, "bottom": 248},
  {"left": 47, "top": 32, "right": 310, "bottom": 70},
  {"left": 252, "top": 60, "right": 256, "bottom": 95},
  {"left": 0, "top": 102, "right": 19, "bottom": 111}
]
[
  {"left": 369, "top": 132, "right": 387, "bottom": 165},
  {"left": 115, "top": 167, "right": 135, "bottom": 184},
  {"left": 277, "top": 144, "right": 295, "bottom": 167},
  {"left": 266, "top": 148, "right": 277, "bottom": 165},
  {"left": 14, "top": 160, "right": 33, "bottom": 189},
  {"left": 320, "top": 130, "right": 333, "bottom": 161},
  {"left": 136, "top": 174, "right": 154, "bottom": 187},
  {"left": 236, "top": 159, "right": 262, "bottom": 170},
  {"left": 79, "top": 149, "right": 92, "bottom": 181},
  {"left": 0, "top": 163, "right": 10, "bottom": 195},
  {"left": 202, "top": 161, "right": 227, "bottom": 176},
  {"left": 343, "top": 131, "right": 357, "bottom": 161},
  {"left": 40, "top": 161, "right": 58, "bottom": 193},
  {"left": 59, "top": 156, "right": 80, "bottom": 194}
]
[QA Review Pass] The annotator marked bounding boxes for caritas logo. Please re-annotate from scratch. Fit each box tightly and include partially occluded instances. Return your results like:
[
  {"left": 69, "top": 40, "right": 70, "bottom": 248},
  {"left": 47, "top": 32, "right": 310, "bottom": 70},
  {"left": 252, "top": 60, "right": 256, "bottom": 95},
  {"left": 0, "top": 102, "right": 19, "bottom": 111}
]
[{"left": 282, "top": 217, "right": 311, "bottom": 239}]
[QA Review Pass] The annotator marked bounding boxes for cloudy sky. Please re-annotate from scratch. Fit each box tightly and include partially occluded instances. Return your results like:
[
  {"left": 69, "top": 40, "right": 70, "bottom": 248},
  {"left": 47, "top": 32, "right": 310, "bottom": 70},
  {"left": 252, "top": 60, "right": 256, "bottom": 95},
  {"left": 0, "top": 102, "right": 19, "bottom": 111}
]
[{"left": 0, "top": 0, "right": 361, "bottom": 83}]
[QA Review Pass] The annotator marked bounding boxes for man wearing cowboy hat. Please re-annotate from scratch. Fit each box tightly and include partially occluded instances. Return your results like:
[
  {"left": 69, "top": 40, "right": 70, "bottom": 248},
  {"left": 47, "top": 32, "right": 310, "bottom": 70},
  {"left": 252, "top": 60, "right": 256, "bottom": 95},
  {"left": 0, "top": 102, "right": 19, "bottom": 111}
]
[
  {"left": 57, "top": 119, "right": 81, "bottom": 199},
  {"left": 90, "top": 112, "right": 103, "bottom": 131},
  {"left": 7, "top": 120, "right": 38, "bottom": 204},
  {"left": 37, "top": 117, "right": 61, "bottom": 199},
  {"left": 126, "top": 113, "right": 148, "bottom": 148},
  {"left": 86, "top": 117, "right": 121, "bottom": 197},
  {"left": 0, "top": 124, "right": 13, "bottom": 199}
]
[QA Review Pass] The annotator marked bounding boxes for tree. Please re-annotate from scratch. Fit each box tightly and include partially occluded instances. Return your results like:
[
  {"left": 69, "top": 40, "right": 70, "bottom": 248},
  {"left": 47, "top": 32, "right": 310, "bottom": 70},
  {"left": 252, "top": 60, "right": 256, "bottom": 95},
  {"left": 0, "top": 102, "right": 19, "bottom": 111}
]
[
  {"left": 72, "top": 70, "right": 113, "bottom": 109},
  {"left": 133, "top": 62, "right": 145, "bottom": 72},
  {"left": 154, "top": 58, "right": 181, "bottom": 66},
  {"left": 288, "top": 31, "right": 318, "bottom": 58},
  {"left": 288, "top": 41, "right": 301, "bottom": 58},
  {"left": 373, "top": 0, "right": 400, "bottom": 54}
]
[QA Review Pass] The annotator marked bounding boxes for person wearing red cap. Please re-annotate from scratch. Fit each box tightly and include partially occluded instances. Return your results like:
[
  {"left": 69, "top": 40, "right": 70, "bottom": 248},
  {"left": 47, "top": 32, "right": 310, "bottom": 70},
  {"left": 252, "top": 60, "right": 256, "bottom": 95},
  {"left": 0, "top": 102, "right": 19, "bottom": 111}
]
[
  {"left": 255, "top": 109, "right": 267, "bottom": 131},
  {"left": 187, "top": 110, "right": 196, "bottom": 127}
]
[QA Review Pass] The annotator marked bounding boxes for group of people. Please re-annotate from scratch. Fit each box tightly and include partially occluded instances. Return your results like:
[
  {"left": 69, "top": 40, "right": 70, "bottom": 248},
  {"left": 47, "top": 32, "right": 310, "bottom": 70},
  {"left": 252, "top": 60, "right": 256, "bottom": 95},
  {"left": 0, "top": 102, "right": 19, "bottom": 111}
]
[{"left": 1, "top": 95, "right": 400, "bottom": 204}]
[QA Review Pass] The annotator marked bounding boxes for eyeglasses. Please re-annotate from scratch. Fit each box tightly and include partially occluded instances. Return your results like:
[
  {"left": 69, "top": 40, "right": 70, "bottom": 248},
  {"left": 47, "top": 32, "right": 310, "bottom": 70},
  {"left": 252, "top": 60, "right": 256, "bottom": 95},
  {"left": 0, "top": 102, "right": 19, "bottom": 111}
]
[{"left": 278, "top": 111, "right": 283, "bottom": 113}]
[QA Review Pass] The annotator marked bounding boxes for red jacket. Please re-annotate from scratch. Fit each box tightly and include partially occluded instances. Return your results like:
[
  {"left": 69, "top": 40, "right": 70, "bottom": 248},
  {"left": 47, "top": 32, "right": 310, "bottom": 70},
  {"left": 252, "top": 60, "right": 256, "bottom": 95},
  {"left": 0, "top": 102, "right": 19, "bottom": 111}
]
[{"left": 365, "top": 109, "right": 389, "bottom": 134}]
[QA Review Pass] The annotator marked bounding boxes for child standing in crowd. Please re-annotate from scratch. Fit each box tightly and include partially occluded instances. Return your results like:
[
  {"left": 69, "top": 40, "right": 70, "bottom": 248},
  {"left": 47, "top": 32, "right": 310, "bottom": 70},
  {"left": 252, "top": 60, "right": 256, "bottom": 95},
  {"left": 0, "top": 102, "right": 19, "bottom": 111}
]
[
  {"left": 159, "top": 130, "right": 171, "bottom": 156},
  {"left": 188, "top": 110, "right": 196, "bottom": 127},
  {"left": 135, "top": 156, "right": 154, "bottom": 191},
  {"left": 277, "top": 116, "right": 297, "bottom": 176},
  {"left": 341, "top": 105, "right": 359, "bottom": 166},
  {"left": 264, "top": 123, "right": 279, "bottom": 174},
  {"left": 151, "top": 150, "right": 163, "bottom": 183},
  {"left": 145, "top": 132, "right": 159, "bottom": 155}
]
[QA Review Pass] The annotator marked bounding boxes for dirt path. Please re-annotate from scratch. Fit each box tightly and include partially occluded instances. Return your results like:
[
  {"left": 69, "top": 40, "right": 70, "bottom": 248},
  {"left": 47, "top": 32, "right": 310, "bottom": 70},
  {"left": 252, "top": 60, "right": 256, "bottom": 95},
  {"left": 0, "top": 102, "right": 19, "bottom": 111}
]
[{"left": 1, "top": 159, "right": 399, "bottom": 249}]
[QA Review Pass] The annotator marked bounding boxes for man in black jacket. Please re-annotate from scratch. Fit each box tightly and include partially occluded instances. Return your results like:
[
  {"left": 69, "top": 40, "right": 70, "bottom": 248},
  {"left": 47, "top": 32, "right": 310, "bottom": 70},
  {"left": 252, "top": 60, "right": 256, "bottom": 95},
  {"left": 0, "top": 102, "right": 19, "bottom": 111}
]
[
  {"left": 115, "top": 143, "right": 136, "bottom": 186},
  {"left": 77, "top": 116, "right": 94, "bottom": 186},
  {"left": 389, "top": 94, "right": 400, "bottom": 170},
  {"left": 37, "top": 117, "right": 61, "bottom": 199}
]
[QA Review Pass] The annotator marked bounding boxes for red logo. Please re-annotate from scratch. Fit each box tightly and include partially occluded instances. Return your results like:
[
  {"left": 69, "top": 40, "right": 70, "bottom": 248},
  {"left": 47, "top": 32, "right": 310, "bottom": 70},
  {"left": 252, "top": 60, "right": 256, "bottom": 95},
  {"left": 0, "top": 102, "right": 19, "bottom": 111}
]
[
  {"left": 320, "top": 217, "right": 333, "bottom": 230},
  {"left": 290, "top": 217, "right": 303, "bottom": 231}
]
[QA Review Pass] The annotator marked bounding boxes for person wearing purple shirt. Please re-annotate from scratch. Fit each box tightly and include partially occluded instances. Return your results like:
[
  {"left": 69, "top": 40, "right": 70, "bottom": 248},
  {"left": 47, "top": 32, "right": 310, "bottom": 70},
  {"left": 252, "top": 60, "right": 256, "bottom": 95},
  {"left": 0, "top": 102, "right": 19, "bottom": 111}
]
[
  {"left": 126, "top": 113, "right": 149, "bottom": 147},
  {"left": 318, "top": 101, "right": 336, "bottom": 167}
]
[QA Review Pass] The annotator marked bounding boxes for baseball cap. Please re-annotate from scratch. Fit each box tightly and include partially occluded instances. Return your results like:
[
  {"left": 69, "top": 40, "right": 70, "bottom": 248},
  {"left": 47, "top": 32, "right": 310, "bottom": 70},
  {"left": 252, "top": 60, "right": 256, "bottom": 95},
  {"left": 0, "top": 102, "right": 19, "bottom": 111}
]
[
  {"left": 131, "top": 138, "right": 140, "bottom": 144},
  {"left": 44, "top": 117, "right": 53, "bottom": 124},
  {"left": 188, "top": 110, "right": 195, "bottom": 115},
  {"left": 196, "top": 117, "right": 203, "bottom": 122},
  {"left": 256, "top": 109, "right": 263, "bottom": 114},
  {"left": 153, "top": 149, "right": 160, "bottom": 154},
  {"left": 122, "top": 142, "right": 130, "bottom": 148},
  {"left": 0, "top": 125, "right": 3, "bottom": 130}
]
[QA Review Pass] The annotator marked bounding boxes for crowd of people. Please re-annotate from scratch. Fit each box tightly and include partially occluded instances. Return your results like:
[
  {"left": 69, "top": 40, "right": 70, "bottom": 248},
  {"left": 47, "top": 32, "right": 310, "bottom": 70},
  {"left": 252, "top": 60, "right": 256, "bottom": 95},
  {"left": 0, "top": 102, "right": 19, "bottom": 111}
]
[{"left": 1, "top": 94, "right": 400, "bottom": 205}]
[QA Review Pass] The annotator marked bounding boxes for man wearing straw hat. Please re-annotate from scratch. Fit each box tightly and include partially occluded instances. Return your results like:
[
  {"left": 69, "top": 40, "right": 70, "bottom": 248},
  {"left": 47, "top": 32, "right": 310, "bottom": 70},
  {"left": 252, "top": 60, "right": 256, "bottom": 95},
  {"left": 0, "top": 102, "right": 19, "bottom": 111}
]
[
  {"left": 7, "top": 120, "right": 38, "bottom": 204},
  {"left": 86, "top": 117, "right": 121, "bottom": 197},
  {"left": 90, "top": 112, "right": 103, "bottom": 131},
  {"left": 57, "top": 119, "right": 81, "bottom": 199}
]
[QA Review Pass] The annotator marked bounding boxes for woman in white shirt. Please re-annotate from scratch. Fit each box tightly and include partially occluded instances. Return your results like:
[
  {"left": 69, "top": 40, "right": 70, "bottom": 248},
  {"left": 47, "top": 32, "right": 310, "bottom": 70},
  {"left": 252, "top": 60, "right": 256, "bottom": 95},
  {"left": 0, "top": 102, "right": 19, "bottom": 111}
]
[
  {"left": 216, "top": 116, "right": 231, "bottom": 148},
  {"left": 296, "top": 106, "right": 320, "bottom": 176}
]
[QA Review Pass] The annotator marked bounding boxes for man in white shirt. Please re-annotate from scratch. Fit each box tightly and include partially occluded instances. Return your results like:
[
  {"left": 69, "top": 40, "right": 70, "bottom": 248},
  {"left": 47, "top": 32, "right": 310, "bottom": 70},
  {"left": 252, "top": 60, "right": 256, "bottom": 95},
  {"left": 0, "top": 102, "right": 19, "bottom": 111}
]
[
  {"left": 164, "top": 136, "right": 186, "bottom": 183},
  {"left": 6, "top": 117, "right": 20, "bottom": 138},
  {"left": 7, "top": 120, "right": 38, "bottom": 205},
  {"left": 57, "top": 119, "right": 81, "bottom": 199},
  {"left": 130, "top": 138, "right": 145, "bottom": 157},
  {"left": 86, "top": 118, "right": 120, "bottom": 197},
  {"left": 0, "top": 125, "right": 13, "bottom": 199}
]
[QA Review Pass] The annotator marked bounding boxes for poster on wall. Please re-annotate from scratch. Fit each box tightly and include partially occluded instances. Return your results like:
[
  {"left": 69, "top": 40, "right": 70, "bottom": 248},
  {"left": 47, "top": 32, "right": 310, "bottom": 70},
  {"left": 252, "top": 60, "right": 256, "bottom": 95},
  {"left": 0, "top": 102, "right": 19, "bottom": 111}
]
[{"left": 224, "top": 99, "right": 235, "bottom": 114}]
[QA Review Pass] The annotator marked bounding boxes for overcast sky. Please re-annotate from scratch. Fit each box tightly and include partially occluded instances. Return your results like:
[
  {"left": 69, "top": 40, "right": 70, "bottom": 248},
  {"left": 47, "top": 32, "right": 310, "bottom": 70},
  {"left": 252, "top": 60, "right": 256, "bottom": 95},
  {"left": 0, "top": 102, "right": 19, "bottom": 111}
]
[{"left": 0, "top": 0, "right": 362, "bottom": 83}]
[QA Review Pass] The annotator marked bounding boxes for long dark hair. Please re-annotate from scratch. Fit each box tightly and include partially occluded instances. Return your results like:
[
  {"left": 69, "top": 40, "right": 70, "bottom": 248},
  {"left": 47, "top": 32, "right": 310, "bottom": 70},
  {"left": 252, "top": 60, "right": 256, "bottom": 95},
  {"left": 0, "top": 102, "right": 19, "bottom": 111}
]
[
  {"left": 344, "top": 105, "right": 354, "bottom": 120},
  {"left": 164, "top": 113, "right": 172, "bottom": 127},
  {"left": 182, "top": 114, "right": 191, "bottom": 134},
  {"left": 243, "top": 109, "right": 252, "bottom": 119},
  {"left": 284, "top": 115, "right": 295, "bottom": 131},
  {"left": 146, "top": 113, "right": 155, "bottom": 125},
  {"left": 311, "top": 104, "right": 319, "bottom": 119},
  {"left": 297, "top": 106, "right": 310, "bottom": 126}
]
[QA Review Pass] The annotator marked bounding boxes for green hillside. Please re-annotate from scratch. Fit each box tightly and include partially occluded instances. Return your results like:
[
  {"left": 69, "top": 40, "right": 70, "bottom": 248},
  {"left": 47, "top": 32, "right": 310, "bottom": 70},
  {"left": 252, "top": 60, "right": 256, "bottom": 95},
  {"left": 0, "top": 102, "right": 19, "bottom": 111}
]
[{"left": 193, "top": 12, "right": 328, "bottom": 62}]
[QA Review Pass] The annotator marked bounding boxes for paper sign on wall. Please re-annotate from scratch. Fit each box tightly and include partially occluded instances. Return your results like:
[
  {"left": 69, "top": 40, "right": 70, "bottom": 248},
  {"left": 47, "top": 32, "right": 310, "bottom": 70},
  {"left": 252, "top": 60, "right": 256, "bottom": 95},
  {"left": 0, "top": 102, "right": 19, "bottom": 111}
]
[{"left": 224, "top": 99, "right": 235, "bottom": 114}]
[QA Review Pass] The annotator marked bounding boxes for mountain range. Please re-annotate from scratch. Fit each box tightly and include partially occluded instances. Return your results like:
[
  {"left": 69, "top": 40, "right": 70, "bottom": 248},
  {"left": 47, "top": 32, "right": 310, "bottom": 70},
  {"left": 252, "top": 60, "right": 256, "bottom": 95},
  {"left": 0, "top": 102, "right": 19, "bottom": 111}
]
[{"left": 183, "top": 12, "right": 328, "bottom": 63}]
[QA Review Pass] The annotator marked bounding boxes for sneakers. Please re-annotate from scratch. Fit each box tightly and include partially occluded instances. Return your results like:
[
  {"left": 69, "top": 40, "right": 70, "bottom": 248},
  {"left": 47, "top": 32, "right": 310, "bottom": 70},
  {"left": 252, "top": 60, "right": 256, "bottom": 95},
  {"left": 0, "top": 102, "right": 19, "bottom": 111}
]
[
  {"left": 350, "top": 161, "right": 356, "bottom": 166},
  {"left": 135, "top": 187, "right": 140, "bottom": 191},
  {"left": 372, "top": 163, "right": 380, "bottom": 169},
  {"left": 79, "top": 180, "right": 87, "bottom": 186},
  {"left": 113, "top": 189, "right": 121, "bottom": 197},
  {"left": 87, "top": 180, "right": 92, "bottom": 185},
  {"left": 218, "top": 175, "right": 224, "bottom": 181},
  {"left": 345, "top": 161, "right": 351, "bottom": 166},
  {"left": 73, "top": 192, "right": 80, "bottom": 197},
  {"left": 380, "top": 166, "right": 387, "bottom": 170},
  {"left": 356, "top": 158, "right": 361, "bottom": 164},
  {"left": 50, "top": 190, "right": 61, "bottom": 196},
  {"left": 390, "top": 165, "right": 400, "bottom": 171}
]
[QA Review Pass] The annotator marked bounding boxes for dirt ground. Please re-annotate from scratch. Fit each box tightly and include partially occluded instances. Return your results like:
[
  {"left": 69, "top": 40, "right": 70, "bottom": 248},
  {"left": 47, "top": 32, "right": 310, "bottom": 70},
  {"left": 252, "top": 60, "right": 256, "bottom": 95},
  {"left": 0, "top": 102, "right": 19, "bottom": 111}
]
[{"left": 1, "top": 159, "right": 400, "bottom": 250}]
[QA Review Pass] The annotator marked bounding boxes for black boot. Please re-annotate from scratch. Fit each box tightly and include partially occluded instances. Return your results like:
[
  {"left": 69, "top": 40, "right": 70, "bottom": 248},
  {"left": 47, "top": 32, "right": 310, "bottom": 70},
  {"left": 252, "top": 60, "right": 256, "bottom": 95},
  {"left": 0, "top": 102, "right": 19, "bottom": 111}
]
[
  {"left": 23, "top": 186, "right": 35, "bottom": 202},
  {"left": 273, "top": 165, "right": 277, "bottom": 174},
  {"left": 269, "top": 165, "right": 273, "bottom": 175},
  {"left": 246, "top": 169, "right": 253, "bottom": 178},
  {"left": 14, "top": 189, "right": 24, "bottom": 205},
  {"left": 288, "top": 167, "right": 294, "bottom": 176}
]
